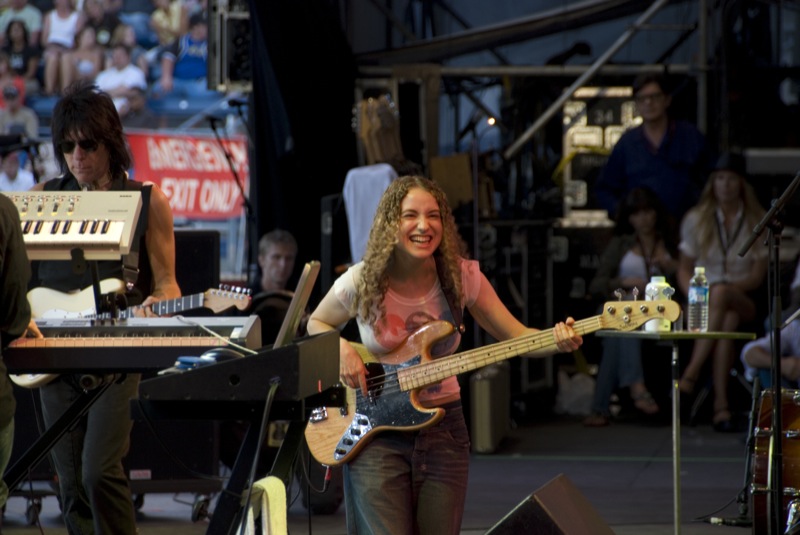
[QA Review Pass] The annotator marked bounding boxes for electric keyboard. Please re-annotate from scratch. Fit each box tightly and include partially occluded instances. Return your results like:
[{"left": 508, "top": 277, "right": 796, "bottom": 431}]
[
  {"left": 3, "top": 315, "right": 262, "bottom": 374},
  {"left": 3, "top": 190, "right": 142, "bottom": 260},
  {"left": 138, "top": 330, "right": 340, "bottom": 413}
]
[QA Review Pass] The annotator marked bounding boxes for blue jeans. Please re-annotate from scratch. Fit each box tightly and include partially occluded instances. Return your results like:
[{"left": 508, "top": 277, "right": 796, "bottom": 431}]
[
  {"left": 344, "top": 401, "right": 470, "bottom": 535},
  {"left": 591, "top": 337, "right": 645, "bottom": 415},
  {"left": 0, "top": 418, "right": 13, "bottom": 508},
  {"left": 40, "top": 374, "right": 139, "bottom": 535}
]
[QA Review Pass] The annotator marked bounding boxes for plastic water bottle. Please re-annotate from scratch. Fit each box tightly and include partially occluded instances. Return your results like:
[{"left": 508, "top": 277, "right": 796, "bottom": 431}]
[{"left": 687, "top": 266, "right": 709, "bottom": 332}]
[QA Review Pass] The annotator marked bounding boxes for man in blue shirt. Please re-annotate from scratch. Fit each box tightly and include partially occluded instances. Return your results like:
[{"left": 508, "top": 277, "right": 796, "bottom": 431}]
[
  {"left": 155, "top": 12, "right": 219, "bottom": 100},
  {"left": 594, "top": 73, "right": 712, "bottom": 230}
]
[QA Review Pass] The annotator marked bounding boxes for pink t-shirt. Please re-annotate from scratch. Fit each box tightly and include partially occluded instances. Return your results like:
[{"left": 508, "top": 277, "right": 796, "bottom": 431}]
[{"left": 333, "top": 257, "right": 482, "bottom": 404}]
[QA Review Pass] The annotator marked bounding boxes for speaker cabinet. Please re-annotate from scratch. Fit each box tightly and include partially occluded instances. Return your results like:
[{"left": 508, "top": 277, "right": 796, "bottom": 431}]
[{"left": 485, "top": 474, "right": 614, "bottom": 535}]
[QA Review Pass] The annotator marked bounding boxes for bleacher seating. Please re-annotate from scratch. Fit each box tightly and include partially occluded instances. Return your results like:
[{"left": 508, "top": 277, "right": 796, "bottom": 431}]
[{"left": 23, "top": 0, "right": 226, "bottom": 131}]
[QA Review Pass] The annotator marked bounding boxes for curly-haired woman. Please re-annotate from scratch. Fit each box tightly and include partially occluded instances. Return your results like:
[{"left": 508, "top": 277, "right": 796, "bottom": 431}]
[{"left": 307, "top": 175, "right": 583, "bottom": 534}]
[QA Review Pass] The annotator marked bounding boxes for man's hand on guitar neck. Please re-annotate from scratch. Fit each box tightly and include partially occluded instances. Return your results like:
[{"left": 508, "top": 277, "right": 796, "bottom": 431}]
[{"left": 133, "top": 296, "right": 161, "bottom": 318}]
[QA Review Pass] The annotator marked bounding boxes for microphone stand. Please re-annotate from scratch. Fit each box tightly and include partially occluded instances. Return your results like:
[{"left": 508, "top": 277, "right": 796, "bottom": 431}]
[
  {"left": 739, "top": 170, "right": 800, "bottom": 534},
  {"left": 207, "top": 115, "right": 257, "bottom": 282}
]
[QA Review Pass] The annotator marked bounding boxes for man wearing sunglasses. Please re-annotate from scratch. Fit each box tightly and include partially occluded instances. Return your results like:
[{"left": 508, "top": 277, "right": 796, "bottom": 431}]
[{"left": 28, "top": 80, "right": 180, "bottom": 535}]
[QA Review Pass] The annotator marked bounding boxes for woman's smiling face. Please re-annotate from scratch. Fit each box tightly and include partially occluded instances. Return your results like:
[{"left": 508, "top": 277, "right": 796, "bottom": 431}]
[{"left": 395, "top": 187, "right": 442, "bottom": 259}]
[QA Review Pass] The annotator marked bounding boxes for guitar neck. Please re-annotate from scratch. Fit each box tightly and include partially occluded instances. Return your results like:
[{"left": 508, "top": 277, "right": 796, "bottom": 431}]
[
  {"left": 118, "top": 293, "right": 203, "bottom": 319},
  {"left": 398, "top": 315, "right": 604, "bottom": 391}
]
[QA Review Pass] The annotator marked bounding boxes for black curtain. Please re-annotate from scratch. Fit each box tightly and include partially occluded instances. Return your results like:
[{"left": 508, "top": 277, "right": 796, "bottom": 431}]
[{"left": 247, "top": 0, "right": 358, "bottom": 289}]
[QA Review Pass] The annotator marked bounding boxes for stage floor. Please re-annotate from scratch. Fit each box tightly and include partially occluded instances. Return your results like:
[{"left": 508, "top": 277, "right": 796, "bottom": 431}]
[{"left": 2, "top": 409, "right": 757, "bottom": 535}]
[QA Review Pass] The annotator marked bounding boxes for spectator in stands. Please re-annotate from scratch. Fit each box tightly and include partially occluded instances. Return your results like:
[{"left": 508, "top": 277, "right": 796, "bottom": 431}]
[
  {"left": 120, "top": 86, "right": 157, "bottom": 129},
  {"left": 0, "top": 150, "right": 34, "bottom": 190},
  {"left": 83, "top": 0, "right": 125, "bottom": 50},
  {"left": 40, "top": 0, "right": 84, "bottom": 96},
  {"left": 0, "top": 84, "right": 38, "bottom": 139},
  {"left": 0, "top": 0, "right": 42, "bottom": 48},
  {"left": 594, "top": 73, "right": 713, "bottom": 233},
  {"left": 677, "top": 151, "right": 768, "bottom": 432},
  {"left": 114, "top": 19, "right": 150, "bottom": 78},
  {"left": 0, "top": 51, "right": 25, "bottom": 107},
  {"left": 3, "top": 20, "right": 40, "bottom": 96},
  {"left": 149, "top": 0, "right": 186, "bottom": 48},
  {"left": 94, "top": 43, "right": 147, "bottom": 113},
  {"left": 60, "top": 26, "right": 104, "bottom": 91},
  {"left": 153, "top": 12, "right": 218, "bottom": 101}
]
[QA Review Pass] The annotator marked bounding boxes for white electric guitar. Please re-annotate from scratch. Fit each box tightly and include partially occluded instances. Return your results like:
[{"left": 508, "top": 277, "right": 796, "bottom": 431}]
[{"left": 12, "top": 279, "right": 251, "bottom": 388}]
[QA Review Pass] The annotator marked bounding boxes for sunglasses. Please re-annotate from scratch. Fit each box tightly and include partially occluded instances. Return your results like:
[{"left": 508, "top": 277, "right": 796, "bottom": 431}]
[{"left": 60, "top": 139, "right": 99, "bottom": 154}]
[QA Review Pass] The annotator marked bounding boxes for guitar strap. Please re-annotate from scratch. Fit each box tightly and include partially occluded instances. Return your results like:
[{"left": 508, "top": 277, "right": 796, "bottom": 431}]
[{"left": 435, "top": 256, "right": 465, "bottom": 334}]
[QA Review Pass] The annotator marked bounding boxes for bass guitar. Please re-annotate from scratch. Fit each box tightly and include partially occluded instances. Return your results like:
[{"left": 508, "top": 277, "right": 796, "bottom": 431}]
[
  {"left": 305, "top": 299, "right": 680, "bottom": 466},
  {"left": 12, "top": 280, "right": 251, "bottom": 389}
]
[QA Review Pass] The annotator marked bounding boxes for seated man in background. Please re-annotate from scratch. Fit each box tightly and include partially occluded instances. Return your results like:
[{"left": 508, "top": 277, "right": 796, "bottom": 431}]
[
  {"left": 249, "top": 229, "right": 299, "bottom": 343},
  {"left": 742, "top": 318, "right": 800, "bottom": 389}
]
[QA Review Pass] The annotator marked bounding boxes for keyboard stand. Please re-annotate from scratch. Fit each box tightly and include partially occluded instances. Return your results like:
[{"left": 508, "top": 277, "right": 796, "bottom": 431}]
[{"left": 4, "top": 379, "right": 116, "bottom": 490}]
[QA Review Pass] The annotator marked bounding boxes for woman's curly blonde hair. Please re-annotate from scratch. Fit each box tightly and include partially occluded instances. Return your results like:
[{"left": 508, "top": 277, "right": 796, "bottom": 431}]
[{"left": 354, "top": 175, "right": 468, "bottom": 324}]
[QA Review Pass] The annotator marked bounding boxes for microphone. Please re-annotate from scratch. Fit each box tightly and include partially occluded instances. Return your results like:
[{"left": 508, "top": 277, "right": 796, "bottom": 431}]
[
  {"left": 228, "top": 97, "right": 247, "bottom": 108},
  {"left": 708, "top": 516, "right": 752, "bottom": 527}
]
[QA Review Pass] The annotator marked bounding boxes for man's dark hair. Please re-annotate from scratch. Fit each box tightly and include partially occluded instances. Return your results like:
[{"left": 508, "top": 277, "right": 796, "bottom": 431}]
[
  {"left": 51, "top": 80, "right": 131, "bottom": 178},
  {"left": 632, "top": 73, "right": 671, "bottom": 96},
  {"left": 188, "top": 12, "right": 207, "bottom": 29}
]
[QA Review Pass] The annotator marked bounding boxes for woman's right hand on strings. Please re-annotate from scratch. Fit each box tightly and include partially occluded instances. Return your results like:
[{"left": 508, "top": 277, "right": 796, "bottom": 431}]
[{"left": 339, "top": 338, "right": 369, "bottom": 396}]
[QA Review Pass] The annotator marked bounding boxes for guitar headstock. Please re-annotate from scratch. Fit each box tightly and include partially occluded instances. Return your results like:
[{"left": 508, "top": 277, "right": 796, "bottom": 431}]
[
  {"left": 203, "top": 287, "right": 251, "bottom": 313},
  {"left": 599, "top": 300, "right": 681, "bottom": 331}
]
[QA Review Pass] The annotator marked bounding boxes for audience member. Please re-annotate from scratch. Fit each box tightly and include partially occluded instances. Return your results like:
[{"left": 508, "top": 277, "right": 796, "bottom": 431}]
[
  {"left": 82, "top": 0, "right": 126, "bottom": 49},
  {"left": 0, "top": 84, "right": 38, "bottom": 138},
  {"left": 594, "top": 73, "right": 712, "bottom": 232},
  {"left": 3, "top": 19, "right": 40, "bottom": 96},
  {"left": 120, "top": 85, "right": 156, "bottom": 129},
  {"left": 0, "top": 150, "right": 34, "bottom": 190},
  {"left": 40, "top": 0, "right": 84, "bottom": 95},
  {"left": 584, "top": 187, "right": 678, "bottom": 426},
  {"left": 153, "top": 12, "right": 218, "bottom": 100},
  {"left": 149, "top": 0, "right": 186, "bottom": 48},
  {"left": 94, "top": 43, "right": 147, "bottom": 113},
  {"left": 742, "top": 318, "right": 800, "bottom": 389},
  {"left": 677, "top": 151, "right": 768, "bottom": 432},
  {"left": 0, "top": 51, "right": 25, "bottom": 106},
  {"left": 114, "top": 18, "right": 149, "bottom": 76},
  {"left": 60, "top": 26, "right": 104, "bottom": 90},
  {"left": 0, "top": 0, "right": 42, "bottom": 48}
]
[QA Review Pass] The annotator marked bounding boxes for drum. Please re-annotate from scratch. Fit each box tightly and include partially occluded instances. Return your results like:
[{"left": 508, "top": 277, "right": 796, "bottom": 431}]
[{"left": 751, "top": 389, "right": 800, "bottom": 534}]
